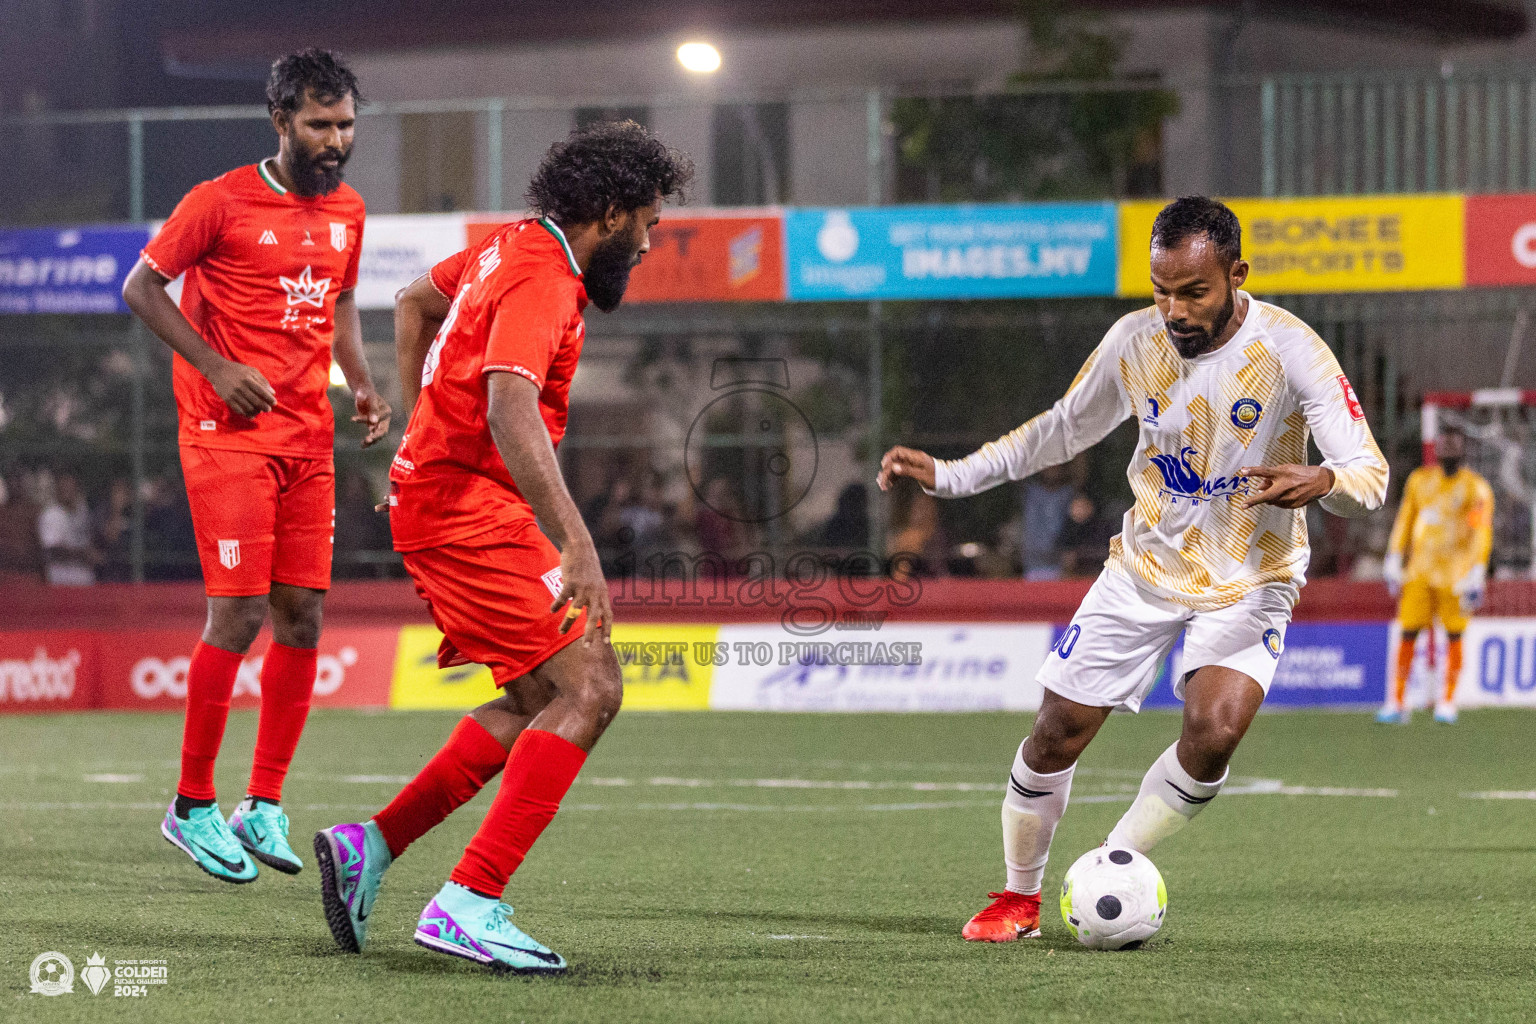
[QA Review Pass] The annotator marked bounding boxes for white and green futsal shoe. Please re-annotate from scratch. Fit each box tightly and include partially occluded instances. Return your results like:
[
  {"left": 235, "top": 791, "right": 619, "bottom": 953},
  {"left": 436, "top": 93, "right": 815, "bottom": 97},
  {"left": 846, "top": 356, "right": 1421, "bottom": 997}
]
[
  {"left": 160, "top": 801, "right": 258, "bottom": 884},
  {"left": 229, "top": 797, "right": 303, "bottom": 874}
]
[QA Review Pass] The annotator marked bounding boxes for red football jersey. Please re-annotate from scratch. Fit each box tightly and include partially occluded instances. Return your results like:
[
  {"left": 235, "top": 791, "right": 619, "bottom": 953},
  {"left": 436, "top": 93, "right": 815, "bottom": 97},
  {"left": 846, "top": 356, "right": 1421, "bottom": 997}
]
[
  {"left": 389, "top": 218, "right": 588, "bottom": 552},
  {"left": 142, "top": 161, "right": 366, "bottom": 458}
]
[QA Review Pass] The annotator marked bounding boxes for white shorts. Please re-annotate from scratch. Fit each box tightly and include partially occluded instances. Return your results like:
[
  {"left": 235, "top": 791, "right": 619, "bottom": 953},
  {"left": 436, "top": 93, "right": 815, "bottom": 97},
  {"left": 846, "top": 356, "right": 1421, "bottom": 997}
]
[{"left": 1038, "top": 567, "right": 1296, "bottom": 712}]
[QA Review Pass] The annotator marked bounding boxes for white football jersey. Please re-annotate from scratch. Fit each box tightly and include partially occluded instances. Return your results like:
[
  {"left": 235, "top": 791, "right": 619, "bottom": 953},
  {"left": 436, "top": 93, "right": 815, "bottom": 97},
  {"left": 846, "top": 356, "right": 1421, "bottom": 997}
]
[{"left": 930, "top": 294, "right": 1389, "bottom": 610}]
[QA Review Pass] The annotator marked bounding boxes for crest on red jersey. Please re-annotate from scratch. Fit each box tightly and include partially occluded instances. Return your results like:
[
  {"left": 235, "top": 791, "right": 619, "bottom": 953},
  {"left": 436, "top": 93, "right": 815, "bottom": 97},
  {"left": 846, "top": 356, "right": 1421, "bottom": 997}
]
[
  {"left": 330, "top": 222, "right": 347, "bottom": 252},
  {"left": 218, "top": 539, "right": 241, "bottom": 570}
]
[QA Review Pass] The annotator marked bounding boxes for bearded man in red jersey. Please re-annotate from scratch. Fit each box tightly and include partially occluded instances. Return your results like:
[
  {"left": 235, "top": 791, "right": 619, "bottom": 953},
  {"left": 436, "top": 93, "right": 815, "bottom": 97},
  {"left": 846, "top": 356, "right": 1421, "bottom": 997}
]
[
  {"left": 314, "top": 121, "right": 691, "bottom": 974},
  {"left": 124, "top": 49, "right": 390, "bottom": 884}
]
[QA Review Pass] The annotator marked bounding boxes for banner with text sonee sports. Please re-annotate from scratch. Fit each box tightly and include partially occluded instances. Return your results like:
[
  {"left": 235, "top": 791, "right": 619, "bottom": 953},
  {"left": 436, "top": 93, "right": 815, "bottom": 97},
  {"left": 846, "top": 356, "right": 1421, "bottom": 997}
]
[
  {"left": 1117, "top": 195, "right": 1465, "bottom": 297},
  {"left": 785, "top": 204, "right": 1117, "bottom": 301}
]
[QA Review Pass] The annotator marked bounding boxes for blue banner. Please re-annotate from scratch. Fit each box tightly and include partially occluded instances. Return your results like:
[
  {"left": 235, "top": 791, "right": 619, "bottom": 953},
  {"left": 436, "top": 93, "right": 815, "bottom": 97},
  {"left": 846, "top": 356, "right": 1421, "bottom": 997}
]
[
  {"left": 785, "top": 203, "right": 1117, "bottom": 301},
  {"left": 1046, "top": 621, "right": 1390, "bottom": 710},
  {"left": 0, "top": 226, "right": 150, "bottom": 314}
]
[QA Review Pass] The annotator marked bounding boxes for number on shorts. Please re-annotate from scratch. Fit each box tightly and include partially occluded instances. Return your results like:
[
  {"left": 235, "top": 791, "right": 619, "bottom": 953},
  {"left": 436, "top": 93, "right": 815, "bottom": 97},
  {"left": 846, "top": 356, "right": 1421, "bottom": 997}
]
[{"left": 1053, "top": 624, "right": 1081, "bottom": 659}]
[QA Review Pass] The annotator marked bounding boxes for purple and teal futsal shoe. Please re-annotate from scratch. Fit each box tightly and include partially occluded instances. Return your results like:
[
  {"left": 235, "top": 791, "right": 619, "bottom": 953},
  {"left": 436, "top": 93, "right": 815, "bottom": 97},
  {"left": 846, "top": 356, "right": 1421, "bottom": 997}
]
[
  {"left": 414, "top": 881, "right": 567, "bottom": 975},
  {"left": 314, "top": 820, "right": 392, "bottom": 952}
]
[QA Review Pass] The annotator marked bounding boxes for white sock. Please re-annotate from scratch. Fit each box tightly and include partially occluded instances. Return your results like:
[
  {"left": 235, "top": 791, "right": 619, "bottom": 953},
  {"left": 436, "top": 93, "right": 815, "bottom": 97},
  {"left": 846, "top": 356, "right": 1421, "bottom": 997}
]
[
  {"left": 1106, "top": 741, "right": 1227, "bottom": 853},
  {"left": 1001, "top": 741, "right": 1075, "bottom": 896}
]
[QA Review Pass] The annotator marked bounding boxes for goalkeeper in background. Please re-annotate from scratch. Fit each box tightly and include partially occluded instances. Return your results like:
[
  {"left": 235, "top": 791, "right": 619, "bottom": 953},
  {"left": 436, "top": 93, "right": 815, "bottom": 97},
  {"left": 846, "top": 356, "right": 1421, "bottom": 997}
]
[{"left": 1380, "top": 424, "right": 1494, "bottom": 724}]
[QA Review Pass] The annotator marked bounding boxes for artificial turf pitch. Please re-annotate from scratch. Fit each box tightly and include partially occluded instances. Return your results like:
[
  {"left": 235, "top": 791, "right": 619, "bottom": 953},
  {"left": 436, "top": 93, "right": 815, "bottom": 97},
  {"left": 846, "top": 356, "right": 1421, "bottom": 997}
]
[{"left": 5, "top": 707, "right": 1535, "bottom": 1022}]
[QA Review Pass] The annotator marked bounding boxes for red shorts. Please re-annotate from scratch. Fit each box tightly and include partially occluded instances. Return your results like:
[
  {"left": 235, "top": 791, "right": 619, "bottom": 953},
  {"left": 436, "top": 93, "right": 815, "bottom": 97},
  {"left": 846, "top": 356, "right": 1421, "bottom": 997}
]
[
  {"left": 180, "top": 445, "right": 334, "bottom": 597},
  {"left": 401, "top": 519, "right": 585, "bottom": 686}
]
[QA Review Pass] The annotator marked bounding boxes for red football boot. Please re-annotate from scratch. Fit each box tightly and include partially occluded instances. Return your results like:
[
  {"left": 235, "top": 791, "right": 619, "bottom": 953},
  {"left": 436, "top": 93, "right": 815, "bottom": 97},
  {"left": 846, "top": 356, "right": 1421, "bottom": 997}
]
[{"left": 962, "top": 891, "right": 1041, "bottom": 942}]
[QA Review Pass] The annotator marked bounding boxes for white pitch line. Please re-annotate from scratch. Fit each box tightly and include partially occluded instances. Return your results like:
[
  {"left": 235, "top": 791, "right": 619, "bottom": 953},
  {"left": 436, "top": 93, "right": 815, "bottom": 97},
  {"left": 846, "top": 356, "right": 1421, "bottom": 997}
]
[
  {"left": 83, "top": 773, "right": 144, "bottom": 783},
  {"left": 1461, "top": 790, "right": 1536, "bottom": 800}
]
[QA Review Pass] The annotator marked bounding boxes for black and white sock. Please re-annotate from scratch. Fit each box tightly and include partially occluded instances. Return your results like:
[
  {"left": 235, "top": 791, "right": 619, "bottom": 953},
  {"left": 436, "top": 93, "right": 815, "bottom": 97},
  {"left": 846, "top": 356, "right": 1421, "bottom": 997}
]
[
  {"left": 1001, "top": 741, "right": 1076, "bottom": 896},
  {"left": 1106, "top": 741, "right": 1227, "bottom": 853}
]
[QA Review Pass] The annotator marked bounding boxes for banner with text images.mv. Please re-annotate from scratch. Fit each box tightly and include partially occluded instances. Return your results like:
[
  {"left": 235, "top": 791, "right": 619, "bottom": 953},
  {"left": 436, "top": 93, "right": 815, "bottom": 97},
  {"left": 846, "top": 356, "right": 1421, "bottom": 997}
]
[{"left": 785, "top": 204, "right": 1117, "bottom": 301}]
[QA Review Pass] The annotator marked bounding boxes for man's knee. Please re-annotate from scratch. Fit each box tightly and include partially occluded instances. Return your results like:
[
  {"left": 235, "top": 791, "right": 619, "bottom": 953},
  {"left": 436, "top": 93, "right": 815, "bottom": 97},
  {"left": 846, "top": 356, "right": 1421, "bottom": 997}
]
[
  {"left": 269, "top": 586, "right": 325, "bottom": 648},
  {"left": 1181, "top": 708, "right": 1245, "bottom": 765},
  {"left": 568, "top": 650, "right": 623, "bottom": 724},
  {"left": 204, "top": 596, "right": 268, "bottom": 652}
]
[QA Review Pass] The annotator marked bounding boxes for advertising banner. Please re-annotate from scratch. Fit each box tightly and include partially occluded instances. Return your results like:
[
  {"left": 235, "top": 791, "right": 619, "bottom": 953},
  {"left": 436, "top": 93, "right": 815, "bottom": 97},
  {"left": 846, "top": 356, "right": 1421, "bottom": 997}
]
[
  {"left": 1464, "top": 194, "right": 1536, "bottom": 287},
  {"left": 1139, "top": 622, "right": 1388, "bottom": 709},
  {"left": 708, "top": 623, "right": 1053, "bottom": 712},
  {"left": 1459, "top": 617, "right": 1536, "bottom": 707},
  {"left": 0, "top": 631, "right": 99, "bottom": 714},
  {"left": 388, "top": 623, "right": 721, "bottom": 710},
  {"left": 354, "top": 214, "right": 468, "bottom": 310},
  {"left": 1117, "top": 196, "right": 1465, "bottom": 296},
  {"left": 0, "top": 225, "right": 151, "bottom": 314},
  {"left": 625, "top": 212, "right": 785, "bottom": 302},
  {"left": 785, "top": 203, "right": 1117, "bottom": 301},
  {"left": 95, "top": 628, "right": 395, "bottom": 711}
]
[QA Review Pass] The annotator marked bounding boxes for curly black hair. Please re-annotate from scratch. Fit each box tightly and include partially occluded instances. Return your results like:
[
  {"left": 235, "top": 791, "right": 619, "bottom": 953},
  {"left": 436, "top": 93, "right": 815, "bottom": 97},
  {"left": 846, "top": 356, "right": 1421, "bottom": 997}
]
[
  {"left": 266, "top": 48, "right": 362, "bottom": 119},
  {"left": 526, "top": 120, "right": 693, "bottom": 226},
  {"left": 1151, "top": 196, "right": 1242, "bottom": 265}
]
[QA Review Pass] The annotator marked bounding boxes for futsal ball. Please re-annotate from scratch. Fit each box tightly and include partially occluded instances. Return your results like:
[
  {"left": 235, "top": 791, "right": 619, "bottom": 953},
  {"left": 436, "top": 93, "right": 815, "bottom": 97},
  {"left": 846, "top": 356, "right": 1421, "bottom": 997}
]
[{"left": 1059, "top": 847, "right": 1167, "bottom": 950}]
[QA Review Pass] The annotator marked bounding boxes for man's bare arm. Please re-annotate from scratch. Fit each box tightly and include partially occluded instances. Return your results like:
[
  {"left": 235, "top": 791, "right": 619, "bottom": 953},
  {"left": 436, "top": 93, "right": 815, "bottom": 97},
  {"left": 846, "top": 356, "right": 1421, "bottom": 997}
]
[
  {"left": 394, "top": 274, "right": 451, "bottom": 412},
  {"left": 332, "top": 289, "right": 391, "bottom": 447},
  {"left": 486, "top": 372, "right": 611, "bottom": 643},
  {"left": 121, "top": 259, "right": 276, "bottom": 417}
]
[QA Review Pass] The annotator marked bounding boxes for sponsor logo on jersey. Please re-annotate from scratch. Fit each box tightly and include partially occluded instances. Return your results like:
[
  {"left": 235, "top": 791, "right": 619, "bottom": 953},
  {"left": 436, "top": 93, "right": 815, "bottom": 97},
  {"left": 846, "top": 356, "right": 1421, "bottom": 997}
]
[
  {"left": 476, "top": 243, "right": 502, "bottom": 281},
  {"left": 280, "top": 265, "right": 331, "bottom": 308},
  {"left": 1262, "top": 627, "right": 1284, "bottom": 659},
  {"left": 218, "top": 539, "right": 240, "bottom": 570},
  {"left": 1230, "top": 397, "right": 1262, "bottom": 429},
  {"left": 330, "top": 222, "right": 347, "bottom": 252},
  {"left": 199, "top": 420, "right": 216, "bottom": 431},
  {"left": 259, "top": 229, "right": 278, "bottom": 245},
  {"left": 1147, "top": 445, "right": 1248, "bottom": 505},
  {"left": 301, "top": 230, "right": 315, "bottom": 246},
  {"left": 1337, "top": 374, "right": 1364, "bottom": 420},
  {"left": 1142, "top": 397, "right": 1161, "bottom": 426}
]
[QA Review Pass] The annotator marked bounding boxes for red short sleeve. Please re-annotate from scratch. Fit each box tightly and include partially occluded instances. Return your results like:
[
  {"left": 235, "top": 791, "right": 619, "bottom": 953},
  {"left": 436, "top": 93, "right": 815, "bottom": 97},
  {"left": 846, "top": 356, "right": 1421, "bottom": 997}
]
[
  {"left": 141, "top": 181, "right": 224, "bottom": 280},
  {"left": 429, "top": 248, "right": 471, "bottom": 299},
  {"left": 482, "top": 275, "right": 571, "bottom": 390},
  {"left": 341, "top": 215, "right": 364, "bottom": 291}
]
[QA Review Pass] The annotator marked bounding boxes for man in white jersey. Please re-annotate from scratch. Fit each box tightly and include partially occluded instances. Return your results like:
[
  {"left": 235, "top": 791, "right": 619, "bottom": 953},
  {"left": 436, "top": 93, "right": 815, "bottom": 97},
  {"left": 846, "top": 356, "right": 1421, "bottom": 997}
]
[{"left": 878, "top": 197, "right": 1389, "bottom": 942}]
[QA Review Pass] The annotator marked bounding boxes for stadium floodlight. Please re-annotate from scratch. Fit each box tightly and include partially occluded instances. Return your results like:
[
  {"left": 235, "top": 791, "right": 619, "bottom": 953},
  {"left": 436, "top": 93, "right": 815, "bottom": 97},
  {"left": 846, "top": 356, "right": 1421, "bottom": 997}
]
[{"left": 677, "top": 42, "right": 721, "bottom": 74}]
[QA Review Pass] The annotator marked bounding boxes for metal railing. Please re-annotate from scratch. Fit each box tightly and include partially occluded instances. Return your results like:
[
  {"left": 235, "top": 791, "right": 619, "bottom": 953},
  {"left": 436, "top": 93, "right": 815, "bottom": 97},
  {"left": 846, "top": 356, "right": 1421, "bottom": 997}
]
[{"left": 1261, "top": 71, "right": 1536, "bottom": 196}]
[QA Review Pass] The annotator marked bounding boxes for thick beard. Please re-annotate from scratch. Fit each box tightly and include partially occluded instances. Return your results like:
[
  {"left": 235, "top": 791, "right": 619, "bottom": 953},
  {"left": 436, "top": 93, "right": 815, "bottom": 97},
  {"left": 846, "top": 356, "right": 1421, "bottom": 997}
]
[
  {"left": 285, "top": 140, "right": 350, "bottom": 197},
  {"left": 584, "top": 231, "right": 640, "bottom": 312},
  {"left": 1439, "top": 457, "right": 1463, "bottom": 475},
  {"left": 1168, "top": 288, "right": 1236, "bottom": 359}
]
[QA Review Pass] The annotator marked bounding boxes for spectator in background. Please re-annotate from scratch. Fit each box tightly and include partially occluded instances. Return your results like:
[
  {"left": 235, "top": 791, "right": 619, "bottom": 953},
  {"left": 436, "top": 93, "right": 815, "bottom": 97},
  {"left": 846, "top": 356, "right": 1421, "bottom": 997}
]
[
  {"left": 38, "top": 471, "right": 98, "bottom": 585},
  {"left": 810, "top": 483, "right": 869, "bottom": 551},
  {"left": 0, "top": 469, "right": 44, "bottom": 581},
  {"left": 1021, "top": 462, "right": 1075, "bottom": 580},
  {"left": 96, "top": 477, "right": 134, "bottom": 582},
  {"left": 619, "top": 471, "right": 675, "bottom": 558},
  {"left": 888, "top": 488, "right": 949, "bottom": 578},
  {"left": 1058, "top": 491, "right": 1116, "bottom": 578},
  {"left": 334, "top": 471, "right": 393, "bottom": 578},
  {"left": 143, "top": 470, "right": 199, "bottom": 581},
  {"left": 695, "top": 476, "right": 754, "bottom": 563}
]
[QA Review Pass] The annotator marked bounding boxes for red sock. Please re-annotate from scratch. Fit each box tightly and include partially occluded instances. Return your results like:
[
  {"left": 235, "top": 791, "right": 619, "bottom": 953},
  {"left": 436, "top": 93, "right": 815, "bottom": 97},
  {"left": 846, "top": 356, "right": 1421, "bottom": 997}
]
[
  {"left": 374, "top": 716, "right": 510, "bottom": 859},
  {"left": 246, "top": 641, "right": 318, "bottom": 803},
  {"left": 451, "top": 729, "right": 586, "bottom": 898},
  {"left": 177, "top": 642, "right": 245, "bottom": 801}
]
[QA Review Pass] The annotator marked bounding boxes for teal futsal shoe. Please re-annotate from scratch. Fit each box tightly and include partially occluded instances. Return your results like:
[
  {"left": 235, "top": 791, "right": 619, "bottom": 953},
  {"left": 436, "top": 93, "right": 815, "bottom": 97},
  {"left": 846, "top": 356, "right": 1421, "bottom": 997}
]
[
  {"left": 314, "top": 821, "right": 392, "bottom": 953},
  {"left": 229, "top": 798, "right": 303, "bottom": 874},
  {"left": 414, "top": 882, "right": 567, "bottom": 975},
  {"left": 160, "top": 801, "right": 258, "bottom": 883}
]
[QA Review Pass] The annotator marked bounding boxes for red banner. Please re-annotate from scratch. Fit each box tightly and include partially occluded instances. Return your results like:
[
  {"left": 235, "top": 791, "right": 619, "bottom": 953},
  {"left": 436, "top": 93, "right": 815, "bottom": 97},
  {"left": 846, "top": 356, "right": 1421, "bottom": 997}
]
[
  {"left": 465, "top": 211, "right": 786, "bottom": 303},
  {"left": 96, "top": 627, "right": 396, "bottom": 711},
  {"left": 0, "top": 627, "right": 396, "bottom": 714},
  {"left": 1465, "top": 194, "right": 1536, "bottom": 286},
  {"left": 0, "top": 631, "right": 100, "bottom": 714}
]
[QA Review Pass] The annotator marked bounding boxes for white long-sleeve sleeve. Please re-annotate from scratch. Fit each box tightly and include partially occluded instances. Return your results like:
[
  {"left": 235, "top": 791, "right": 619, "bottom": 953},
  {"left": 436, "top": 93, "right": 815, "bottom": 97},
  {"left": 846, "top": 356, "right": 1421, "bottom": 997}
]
[
  {"left": 1275, "top": 332, "right": 1390, "bottom": 518},
  {"left": 930, "top": 333, "right": 1131, "bottom": 498}
]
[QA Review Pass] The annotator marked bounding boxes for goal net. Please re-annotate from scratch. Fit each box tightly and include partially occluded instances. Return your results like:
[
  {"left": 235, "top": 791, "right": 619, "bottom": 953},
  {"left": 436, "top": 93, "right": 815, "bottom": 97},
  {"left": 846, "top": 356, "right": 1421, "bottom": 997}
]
[{"left": 1421, "top": 389, "right": 1536, "bottom": 587}]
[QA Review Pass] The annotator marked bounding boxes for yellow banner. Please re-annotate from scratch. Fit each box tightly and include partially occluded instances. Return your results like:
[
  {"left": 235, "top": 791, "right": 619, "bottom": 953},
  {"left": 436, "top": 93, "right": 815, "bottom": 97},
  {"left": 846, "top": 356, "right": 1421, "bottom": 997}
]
[
  {"left": 388, "top": 623, "right": 720, "bottom": 711},
  {"left": 1116, "top": 195, "right": 1465, "bottom": 296}
]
